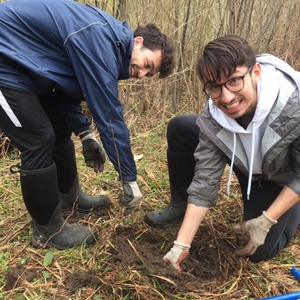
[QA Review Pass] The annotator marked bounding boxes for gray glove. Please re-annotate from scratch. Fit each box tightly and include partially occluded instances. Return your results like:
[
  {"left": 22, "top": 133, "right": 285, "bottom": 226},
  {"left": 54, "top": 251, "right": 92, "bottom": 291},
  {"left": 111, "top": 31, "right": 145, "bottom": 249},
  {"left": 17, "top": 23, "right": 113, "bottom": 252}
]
[
  {"left": 119, "top": 181, "right": 142, "bottom": 215},
  {"left": 80, "top": 131, "right": 106, "bottom": 173},
  {"left": 163, "top": 241, "right": 190, "bottom": 272},
  {"left": 234, "top": 211, "right": 277, "bottom": 257}
]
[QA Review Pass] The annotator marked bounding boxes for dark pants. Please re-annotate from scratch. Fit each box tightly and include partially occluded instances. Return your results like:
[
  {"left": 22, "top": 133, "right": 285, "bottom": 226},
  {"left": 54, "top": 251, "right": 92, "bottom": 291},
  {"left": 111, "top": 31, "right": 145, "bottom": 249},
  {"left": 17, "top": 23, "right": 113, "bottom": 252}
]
[
  {"left": 167, "top": 114, "right": 300, "bottom": 262},
  {"left": 0, "top": 86, "right": 73, "bottom": 170}
]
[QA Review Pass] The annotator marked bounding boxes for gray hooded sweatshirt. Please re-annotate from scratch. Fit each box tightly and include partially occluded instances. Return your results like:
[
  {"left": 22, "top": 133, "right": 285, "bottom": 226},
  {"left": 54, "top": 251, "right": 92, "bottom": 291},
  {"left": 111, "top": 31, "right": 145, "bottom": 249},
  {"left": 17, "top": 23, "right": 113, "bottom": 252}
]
[{"left": 187, "top": 54, "right": 300, "bottom": 208}]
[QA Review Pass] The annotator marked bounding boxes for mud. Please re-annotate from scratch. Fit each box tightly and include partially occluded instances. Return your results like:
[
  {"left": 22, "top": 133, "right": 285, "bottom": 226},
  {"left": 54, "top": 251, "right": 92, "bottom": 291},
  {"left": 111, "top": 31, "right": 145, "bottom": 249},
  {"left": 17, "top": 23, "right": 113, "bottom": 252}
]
[
  {"left": 5, "top": 265, "right": 37, "bottom": 291},
  {"left": 64, "top": 270, "right": 101, "bottom": 293},
  {"left": 234, "top": 223, "right": 251, "bottom": 250}
]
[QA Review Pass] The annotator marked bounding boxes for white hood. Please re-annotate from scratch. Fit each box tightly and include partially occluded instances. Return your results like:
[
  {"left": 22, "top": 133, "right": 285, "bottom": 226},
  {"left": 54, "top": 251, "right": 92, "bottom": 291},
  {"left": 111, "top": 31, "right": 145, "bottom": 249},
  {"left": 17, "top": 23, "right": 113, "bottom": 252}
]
[{"left": 209, "top": 64, "right": 280, "bottom": 199}]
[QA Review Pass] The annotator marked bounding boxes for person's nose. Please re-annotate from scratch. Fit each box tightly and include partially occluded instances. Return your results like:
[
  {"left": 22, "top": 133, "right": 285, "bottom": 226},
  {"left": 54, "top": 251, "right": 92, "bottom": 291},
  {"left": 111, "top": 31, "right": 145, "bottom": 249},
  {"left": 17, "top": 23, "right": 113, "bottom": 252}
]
[
  {"left": 220, "top": 85, "right": 235, "bottom": 103},
  {"left": 138, "top": 69, "right": 149, "bottom": 78}
]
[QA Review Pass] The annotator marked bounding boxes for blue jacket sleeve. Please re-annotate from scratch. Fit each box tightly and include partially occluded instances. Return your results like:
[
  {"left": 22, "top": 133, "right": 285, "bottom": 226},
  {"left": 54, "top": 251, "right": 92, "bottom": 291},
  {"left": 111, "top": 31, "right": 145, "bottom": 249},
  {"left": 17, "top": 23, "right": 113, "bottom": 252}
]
[{"left": 63, "top": 25, "right": 136, "bottom": 182}]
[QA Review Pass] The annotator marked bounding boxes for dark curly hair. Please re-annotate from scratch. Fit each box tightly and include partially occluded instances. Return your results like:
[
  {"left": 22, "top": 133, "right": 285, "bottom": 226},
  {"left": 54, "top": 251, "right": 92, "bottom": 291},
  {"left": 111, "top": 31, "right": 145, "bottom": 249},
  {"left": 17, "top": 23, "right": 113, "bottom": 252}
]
[{"left": 134, "top": 23, "right": 175, "bottom": 78}]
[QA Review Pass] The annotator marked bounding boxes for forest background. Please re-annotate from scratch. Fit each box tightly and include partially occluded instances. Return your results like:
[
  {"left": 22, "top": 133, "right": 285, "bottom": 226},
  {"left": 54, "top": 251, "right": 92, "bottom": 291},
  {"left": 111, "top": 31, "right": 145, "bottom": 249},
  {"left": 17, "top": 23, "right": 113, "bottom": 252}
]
[{"left": 1, "top": 0, "right": 300, "bottom": 299}]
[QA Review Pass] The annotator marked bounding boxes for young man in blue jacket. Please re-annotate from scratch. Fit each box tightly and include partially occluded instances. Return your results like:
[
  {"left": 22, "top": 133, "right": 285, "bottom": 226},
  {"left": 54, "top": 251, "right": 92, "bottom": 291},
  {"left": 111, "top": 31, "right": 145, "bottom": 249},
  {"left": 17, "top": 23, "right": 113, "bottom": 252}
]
[
  {"left": 0, "top": 0, "right": 175, "bottom": 250},
  {"left": 144, "top": 35, "right": 300, "bottom": 271}
]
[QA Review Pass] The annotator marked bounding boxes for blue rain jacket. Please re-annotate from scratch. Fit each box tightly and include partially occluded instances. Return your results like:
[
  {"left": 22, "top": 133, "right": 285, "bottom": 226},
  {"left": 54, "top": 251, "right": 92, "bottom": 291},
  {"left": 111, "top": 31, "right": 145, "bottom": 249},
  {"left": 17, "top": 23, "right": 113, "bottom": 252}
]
[{"left": 0, "top": 0, "right": 136, "bottom": 181}]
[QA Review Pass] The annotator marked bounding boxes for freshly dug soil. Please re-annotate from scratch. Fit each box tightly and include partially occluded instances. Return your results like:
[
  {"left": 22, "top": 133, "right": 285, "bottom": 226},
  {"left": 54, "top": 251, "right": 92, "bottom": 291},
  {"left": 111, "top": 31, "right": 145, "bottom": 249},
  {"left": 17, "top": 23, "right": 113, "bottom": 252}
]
[{"left": 234, "top": 223, "right": 251, "bottom": 250}]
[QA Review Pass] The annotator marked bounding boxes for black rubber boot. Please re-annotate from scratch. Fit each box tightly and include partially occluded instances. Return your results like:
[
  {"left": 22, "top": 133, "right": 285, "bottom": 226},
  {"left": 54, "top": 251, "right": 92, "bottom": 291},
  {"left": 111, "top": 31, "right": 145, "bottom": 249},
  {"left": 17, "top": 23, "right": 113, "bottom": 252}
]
[
  {"left": 32, "top": 205, "right": 97, "bottom": 250},
  {"left": 53, "top": 140, "right": 111, "bottom": 213},
  {"left": 144, "top": 186, "right": 187, "bottom": 228},
  {"left": 59, "top": 174, "right": 110, "bottom": 213},
  {"left": 20, "top": 163, "right": 98, "bottom": 249},
  {"left": 144, "top": 151, "right": 196, "bottom": 228}
]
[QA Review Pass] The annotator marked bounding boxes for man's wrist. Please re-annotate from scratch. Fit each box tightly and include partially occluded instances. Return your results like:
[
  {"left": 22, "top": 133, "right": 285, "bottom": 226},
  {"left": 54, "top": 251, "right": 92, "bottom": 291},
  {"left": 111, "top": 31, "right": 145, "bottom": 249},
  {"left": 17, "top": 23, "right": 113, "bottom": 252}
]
[
  {"left": 262, "top": 211, "right": 277, "bottom": 225},
  {"left": 174, "top": 241, "right": 191, "bottom": 251},
  {"left": 78, "top": 130, "right": 93, "bottom": 139},
  {"left": 79, "top": 130, "right": 98, "bottom": 142}
]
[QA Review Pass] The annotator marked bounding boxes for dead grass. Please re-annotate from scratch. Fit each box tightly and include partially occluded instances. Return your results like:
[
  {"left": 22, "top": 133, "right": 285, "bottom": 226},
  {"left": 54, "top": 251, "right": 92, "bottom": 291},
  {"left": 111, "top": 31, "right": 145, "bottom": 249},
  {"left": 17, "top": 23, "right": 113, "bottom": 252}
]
[{"left": 0, "top": 129, "right": 300, "bottom": 300}]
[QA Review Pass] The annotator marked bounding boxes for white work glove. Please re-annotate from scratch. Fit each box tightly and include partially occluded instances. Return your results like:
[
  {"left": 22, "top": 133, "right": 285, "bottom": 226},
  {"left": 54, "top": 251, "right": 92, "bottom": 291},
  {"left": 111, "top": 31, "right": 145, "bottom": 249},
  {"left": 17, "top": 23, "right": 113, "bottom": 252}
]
[
  {"left": 80, "top": 130, "right": 106, "bottom": 173},
  {"left": 119, "top": 181, "right": 142, "bottom": 215},
  {"left": 163, "top": 241, "right": 191, "bottom": 272},
  {"left": 234, "top": 211, "right": 277, "bottom": 257}
]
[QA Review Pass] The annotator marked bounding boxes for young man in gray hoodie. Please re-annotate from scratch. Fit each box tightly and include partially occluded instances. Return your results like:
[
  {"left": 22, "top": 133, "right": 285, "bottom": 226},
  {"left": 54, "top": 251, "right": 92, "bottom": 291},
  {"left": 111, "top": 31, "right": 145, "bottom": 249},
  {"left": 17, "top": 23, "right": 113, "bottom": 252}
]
[{"left": 144, "top": 35, "right": 300, "bottom": 271}]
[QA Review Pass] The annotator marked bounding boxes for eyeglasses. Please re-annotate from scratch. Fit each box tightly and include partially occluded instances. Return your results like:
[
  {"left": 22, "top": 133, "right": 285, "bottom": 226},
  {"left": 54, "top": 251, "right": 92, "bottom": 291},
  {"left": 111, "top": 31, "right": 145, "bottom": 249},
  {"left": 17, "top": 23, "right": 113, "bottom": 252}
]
[{"left": 202, "top": 66, "right": 253, "bottom": 99}]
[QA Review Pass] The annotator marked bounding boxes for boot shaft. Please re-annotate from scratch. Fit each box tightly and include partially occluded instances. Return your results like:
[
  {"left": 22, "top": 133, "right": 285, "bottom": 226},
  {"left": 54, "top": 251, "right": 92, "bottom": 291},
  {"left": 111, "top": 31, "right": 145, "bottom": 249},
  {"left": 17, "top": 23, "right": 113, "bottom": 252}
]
[
  {"left": 20, "top": 162, "right": 60, "bottom": 225},
  {"left": 52, "top": 139, "right": 77, "bottom": 193}
]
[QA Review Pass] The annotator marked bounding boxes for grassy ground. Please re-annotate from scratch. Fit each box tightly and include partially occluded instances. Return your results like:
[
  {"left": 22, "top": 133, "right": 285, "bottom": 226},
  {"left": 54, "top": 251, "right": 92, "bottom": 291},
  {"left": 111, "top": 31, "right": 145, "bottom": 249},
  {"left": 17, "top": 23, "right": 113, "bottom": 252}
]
[{"left": 1, "top": 124, "right": 300, "bottom": 300}]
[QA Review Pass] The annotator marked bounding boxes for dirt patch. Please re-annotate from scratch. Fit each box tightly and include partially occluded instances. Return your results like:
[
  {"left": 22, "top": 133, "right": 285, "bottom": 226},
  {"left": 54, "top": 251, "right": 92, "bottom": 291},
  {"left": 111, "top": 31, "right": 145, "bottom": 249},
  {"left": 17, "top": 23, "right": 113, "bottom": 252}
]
[
  {"left": 234, "top": 223, "right": 251, "bottom": 250},
  {"left": 84, "top": 222, "right": 241, "bottom": 298},
  {"left": 5, "top": 265, "right": 37, "bottom": 291},
  {"left": 64, "top": 270, "right": 101, "bottom": 293}
]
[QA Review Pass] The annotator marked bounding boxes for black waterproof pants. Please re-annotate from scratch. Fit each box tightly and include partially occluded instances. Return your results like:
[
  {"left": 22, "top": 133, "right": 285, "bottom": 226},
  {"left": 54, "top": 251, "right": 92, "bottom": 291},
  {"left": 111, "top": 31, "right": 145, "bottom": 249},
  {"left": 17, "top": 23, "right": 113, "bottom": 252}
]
[
  {"left": 0, "top": 85, "right": 74, "bottom": 170},
  {"left": 167, "top": 114, "right": 300, "bottom": 263}
]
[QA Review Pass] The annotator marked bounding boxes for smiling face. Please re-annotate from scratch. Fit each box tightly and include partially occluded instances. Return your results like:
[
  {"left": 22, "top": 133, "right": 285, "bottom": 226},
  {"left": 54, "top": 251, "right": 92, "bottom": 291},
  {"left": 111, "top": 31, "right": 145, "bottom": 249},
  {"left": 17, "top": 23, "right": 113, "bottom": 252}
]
[
  {"left": 210, "top": 63, "right": 261, "bottom": 120},
  {"left": 130, "top": 37, "right": 162, "bottom": 78}
]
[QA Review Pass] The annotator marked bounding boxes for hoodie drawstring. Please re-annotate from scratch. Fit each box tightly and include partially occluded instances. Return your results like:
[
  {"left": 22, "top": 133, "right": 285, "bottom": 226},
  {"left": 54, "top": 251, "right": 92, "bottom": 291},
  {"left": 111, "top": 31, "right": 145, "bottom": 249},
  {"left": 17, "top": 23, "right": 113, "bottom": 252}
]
[
  {"left": 246, "top": 122, "right": 256, "bottom": 200},
  {"left": 226, "top": 122, "right": 256, "bottom": 200},
  {"left": 226, "top": 133, "right": 236, "bottom": 196}
]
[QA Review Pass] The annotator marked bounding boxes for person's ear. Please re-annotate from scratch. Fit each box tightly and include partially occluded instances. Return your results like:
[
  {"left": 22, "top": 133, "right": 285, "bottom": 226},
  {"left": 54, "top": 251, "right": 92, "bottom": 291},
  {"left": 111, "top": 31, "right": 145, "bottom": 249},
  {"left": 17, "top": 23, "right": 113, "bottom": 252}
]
[
  {"left": 133, "top": 37, "right": 144, "bottom": 49},
  {"left": 252, "top": 62, "right": 261, "bottom": 84}
]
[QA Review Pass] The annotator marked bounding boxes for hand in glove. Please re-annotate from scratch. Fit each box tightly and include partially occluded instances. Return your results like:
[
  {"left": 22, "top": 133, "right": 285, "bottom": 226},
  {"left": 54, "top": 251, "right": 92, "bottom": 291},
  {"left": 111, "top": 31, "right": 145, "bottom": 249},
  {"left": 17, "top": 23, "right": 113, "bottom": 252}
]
[
  {"left": 119, "top": 181, "right": 142, "bottom": 215},
  {"left": 79, "top": 130, "right": 106, "bottom": 173},
  {"left": 234, "top": 211, "right": 277, "bottom": 257},
  {"left": 163, "top": 241, "right": 190, "bottom": 272}
]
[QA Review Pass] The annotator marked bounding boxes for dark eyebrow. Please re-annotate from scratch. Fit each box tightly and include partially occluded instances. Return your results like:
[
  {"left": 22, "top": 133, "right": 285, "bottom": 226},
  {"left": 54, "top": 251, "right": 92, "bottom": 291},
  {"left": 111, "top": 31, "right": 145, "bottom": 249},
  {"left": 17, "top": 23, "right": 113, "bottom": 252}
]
[{"left": 206, "top": 69, "right": 245, "bottom": 86}]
